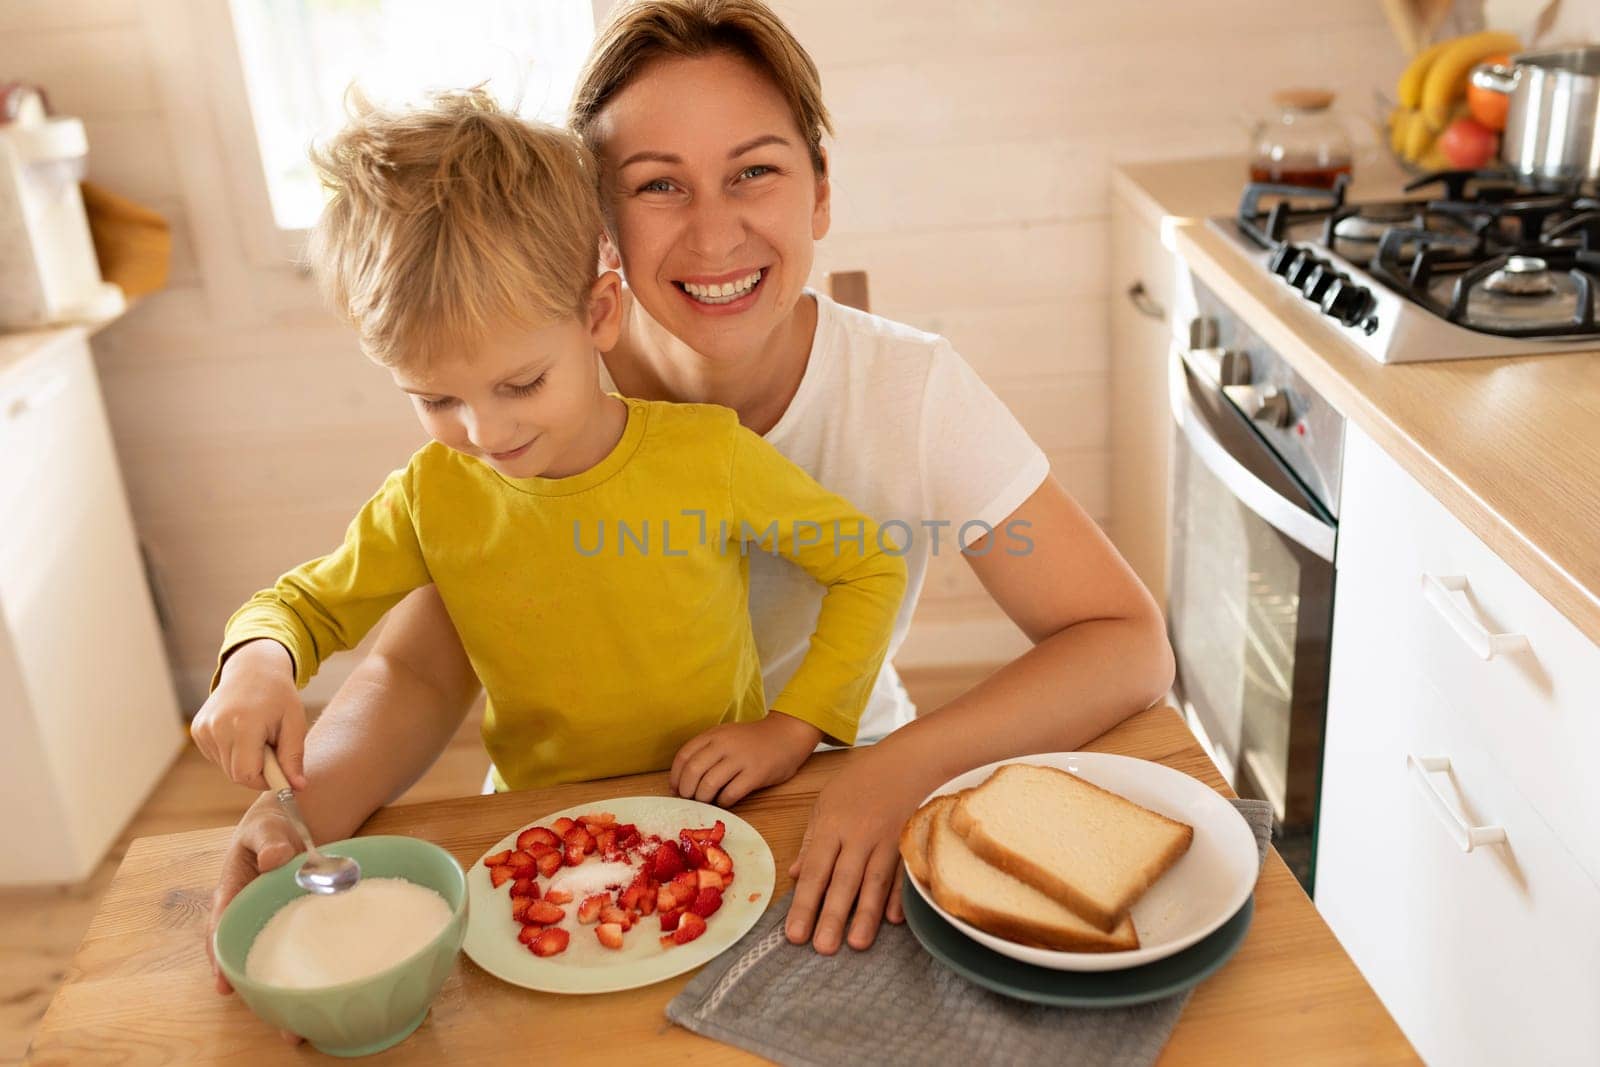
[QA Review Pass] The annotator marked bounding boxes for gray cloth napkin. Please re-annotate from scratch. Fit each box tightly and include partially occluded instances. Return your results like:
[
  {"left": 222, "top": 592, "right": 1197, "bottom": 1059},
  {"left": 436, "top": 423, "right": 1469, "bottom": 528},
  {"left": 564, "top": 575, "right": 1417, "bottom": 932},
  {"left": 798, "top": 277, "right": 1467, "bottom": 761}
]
[{"left": 666, "top": 798, "right": 1274, "bottom": 1067}]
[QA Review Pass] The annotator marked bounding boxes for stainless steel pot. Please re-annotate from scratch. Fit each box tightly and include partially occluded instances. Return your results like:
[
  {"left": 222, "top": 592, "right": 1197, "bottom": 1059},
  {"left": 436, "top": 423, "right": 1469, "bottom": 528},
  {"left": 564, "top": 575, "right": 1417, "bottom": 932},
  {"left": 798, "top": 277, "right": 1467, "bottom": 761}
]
[{"left": 1471, "top": 46, "right": 1600, "bottom": 184}]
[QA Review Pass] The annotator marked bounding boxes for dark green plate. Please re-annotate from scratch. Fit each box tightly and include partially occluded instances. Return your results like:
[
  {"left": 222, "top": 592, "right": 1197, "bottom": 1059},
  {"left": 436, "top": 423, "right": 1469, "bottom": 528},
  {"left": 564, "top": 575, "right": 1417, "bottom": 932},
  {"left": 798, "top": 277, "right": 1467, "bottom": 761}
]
[{"left": 902, "top": 873, "right": 1254, "bottom": 1008}]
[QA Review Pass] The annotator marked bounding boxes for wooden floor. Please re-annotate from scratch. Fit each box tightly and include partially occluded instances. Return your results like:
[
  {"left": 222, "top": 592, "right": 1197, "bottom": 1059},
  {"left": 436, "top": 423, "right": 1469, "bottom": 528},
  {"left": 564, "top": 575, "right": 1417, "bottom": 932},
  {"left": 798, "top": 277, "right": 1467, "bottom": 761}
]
[{"left": 0, "top": 663, "right": 994, "bottom": 1065}]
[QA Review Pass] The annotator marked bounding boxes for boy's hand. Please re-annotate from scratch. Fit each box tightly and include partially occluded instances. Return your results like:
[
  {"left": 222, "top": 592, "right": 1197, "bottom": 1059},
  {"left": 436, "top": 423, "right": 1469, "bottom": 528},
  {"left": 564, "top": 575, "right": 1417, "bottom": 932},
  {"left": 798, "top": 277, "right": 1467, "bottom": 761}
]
[
  {"left": 671, "top": 711, "right": 822, "bottom": 807},
  {"left": 190, "top": 639, "right": 309, "bottom": 790},
  {"left": 784, "top": 744, "right": 932, "bottom": 954}
]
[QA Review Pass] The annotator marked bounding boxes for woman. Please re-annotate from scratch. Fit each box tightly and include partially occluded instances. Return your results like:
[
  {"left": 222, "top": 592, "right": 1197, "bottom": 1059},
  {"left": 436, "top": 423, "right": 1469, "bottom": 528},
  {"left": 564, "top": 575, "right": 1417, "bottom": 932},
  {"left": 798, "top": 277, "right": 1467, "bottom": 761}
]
[{"left": 208, "top": 0, "right": 1172, "bottom": 984}]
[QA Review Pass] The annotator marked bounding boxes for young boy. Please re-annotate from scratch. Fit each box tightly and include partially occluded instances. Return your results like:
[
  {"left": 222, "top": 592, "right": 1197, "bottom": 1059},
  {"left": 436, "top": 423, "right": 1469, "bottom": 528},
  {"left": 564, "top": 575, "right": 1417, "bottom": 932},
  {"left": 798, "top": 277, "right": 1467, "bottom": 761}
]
[{"left": 189, "top": 89, "right": 905, "bottom": 798}]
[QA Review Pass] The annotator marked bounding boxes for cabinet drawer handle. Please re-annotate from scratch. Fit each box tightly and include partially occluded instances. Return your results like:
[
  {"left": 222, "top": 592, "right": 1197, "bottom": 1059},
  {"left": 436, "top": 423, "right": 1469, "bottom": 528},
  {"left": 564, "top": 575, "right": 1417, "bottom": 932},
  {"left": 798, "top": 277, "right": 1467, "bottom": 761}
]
[
  {"left": 1420, "top": 573, "right": 1529, "bottom": 660},
  {"left": 1406, "top": 754, "right": 1507, "bottom": 852},
  {"left": 1126, "top": 281, "right": 1166, "bottom": 321},
  {"left": 4, "top": 373, "right": 68, "bottom": 422}
]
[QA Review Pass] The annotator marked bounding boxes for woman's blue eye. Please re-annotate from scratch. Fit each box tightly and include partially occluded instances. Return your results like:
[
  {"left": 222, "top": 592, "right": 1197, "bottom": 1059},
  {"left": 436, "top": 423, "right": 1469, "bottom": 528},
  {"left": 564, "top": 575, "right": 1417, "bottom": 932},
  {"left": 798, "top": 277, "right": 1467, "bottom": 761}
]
[
  {"left": 638, "top": 179, "right": 673, "bottom": 193},
  {"left": 508, "top": 374, "right": 547, "bottom": 396}
]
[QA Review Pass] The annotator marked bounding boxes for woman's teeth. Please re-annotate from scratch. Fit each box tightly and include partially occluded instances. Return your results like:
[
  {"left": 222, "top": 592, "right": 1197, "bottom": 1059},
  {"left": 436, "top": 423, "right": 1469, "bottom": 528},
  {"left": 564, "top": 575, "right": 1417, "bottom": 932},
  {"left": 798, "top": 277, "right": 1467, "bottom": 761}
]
[{"left": 682, "top": 270, "right": 762, "bottom": 304}]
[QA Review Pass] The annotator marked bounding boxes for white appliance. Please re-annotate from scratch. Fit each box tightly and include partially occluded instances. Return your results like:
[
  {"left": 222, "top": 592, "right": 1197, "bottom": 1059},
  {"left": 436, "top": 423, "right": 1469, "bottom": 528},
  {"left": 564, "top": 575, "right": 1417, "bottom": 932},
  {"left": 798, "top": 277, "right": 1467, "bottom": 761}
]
[
  {"left": 0, "top": 327, "right": 183, "bottom": 885},
  {"left": 0, "top": 87, "right": 125, "bottom": 329}
]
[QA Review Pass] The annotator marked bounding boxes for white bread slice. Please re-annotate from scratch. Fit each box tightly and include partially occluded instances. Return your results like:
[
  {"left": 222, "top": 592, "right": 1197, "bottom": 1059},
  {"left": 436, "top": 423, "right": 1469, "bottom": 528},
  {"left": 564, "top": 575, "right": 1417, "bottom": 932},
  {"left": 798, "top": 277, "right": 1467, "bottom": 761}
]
[
  {"left": 898, "top": 794, "right": 958, "bottom": 886},
  {"left": 926, "top": 797, "right": 1138, "bottom": 953},
  {"left": 951, "top": 764, "right": 1194, "bottom": 933}
]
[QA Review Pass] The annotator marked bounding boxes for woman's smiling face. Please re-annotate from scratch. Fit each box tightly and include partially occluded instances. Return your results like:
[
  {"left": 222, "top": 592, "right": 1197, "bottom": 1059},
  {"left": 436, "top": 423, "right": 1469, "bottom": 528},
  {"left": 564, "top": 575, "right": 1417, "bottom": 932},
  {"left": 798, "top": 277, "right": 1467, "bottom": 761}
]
[{"left": 593, "top": 50, "right": 830, "bottom": 365}]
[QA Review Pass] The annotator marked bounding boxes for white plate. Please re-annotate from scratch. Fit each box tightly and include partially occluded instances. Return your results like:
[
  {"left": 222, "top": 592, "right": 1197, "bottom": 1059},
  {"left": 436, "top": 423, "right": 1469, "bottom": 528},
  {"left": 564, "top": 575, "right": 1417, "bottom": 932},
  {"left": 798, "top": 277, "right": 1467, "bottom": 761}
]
[
  {"left": 462, "top": 796, "right": 775, "bottom": 994},
  {"left": 908, "top": 752, "right": 1259, "bottom": 972}
]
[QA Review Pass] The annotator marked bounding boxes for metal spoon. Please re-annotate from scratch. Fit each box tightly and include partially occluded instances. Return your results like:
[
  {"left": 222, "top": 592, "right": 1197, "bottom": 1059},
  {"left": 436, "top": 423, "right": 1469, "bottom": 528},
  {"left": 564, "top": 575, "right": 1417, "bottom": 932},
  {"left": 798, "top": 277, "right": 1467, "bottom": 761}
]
[{"left": 262, "top": 748, "right": 360, "bottom": 894}]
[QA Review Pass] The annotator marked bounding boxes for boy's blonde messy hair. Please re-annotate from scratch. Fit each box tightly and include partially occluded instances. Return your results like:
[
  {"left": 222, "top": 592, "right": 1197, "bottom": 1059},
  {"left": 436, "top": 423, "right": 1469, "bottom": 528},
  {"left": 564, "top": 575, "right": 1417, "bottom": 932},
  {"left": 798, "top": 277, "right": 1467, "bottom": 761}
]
[{"left": 307, "top": 87, "right": 604, "bottom": 368}]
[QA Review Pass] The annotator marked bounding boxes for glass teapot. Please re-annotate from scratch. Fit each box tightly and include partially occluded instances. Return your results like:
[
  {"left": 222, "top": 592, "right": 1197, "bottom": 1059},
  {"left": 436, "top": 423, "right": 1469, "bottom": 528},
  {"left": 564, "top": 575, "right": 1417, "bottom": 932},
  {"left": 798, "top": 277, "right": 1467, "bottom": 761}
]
[{"left": 1249, "top": 89, "right": 1354, "bottom": 188}]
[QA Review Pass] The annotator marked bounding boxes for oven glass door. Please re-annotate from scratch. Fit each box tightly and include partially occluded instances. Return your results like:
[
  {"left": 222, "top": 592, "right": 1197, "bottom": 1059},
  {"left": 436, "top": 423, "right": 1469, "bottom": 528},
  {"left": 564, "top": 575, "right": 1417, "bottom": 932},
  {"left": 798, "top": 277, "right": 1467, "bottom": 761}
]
[{"left": 1167, "top": 345, "right": 1334, "bottom": 891}]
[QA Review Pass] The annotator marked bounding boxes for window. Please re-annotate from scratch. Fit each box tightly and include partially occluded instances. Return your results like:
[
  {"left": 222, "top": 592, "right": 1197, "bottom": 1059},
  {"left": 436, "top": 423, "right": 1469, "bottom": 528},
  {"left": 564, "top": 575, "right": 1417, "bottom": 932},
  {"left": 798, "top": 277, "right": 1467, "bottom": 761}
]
[{"left": 228, "top": 0, "right": 596, "bottom": 231}]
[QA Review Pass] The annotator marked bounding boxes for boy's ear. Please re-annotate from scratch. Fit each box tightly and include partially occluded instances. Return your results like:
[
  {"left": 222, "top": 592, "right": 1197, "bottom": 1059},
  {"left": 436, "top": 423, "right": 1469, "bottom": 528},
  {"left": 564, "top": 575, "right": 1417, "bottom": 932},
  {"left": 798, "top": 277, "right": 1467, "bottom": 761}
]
[
  {"left": 587, "top": 270, "right": 623, "bottom": 352},
  {"left": 599, "top": 232, "right": 622, "bottom": 271}
]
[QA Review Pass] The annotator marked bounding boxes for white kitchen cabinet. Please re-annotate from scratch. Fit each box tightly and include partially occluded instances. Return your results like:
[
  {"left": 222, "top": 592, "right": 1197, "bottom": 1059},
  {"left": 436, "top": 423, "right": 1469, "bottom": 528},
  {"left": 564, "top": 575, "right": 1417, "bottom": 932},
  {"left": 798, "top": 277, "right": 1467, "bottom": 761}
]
[
  {"left": 1317, "top": 424, "right": 1600, "bottom": 1067},
  {"left": 1108, "top": 191, "right": 1178, "bottom": 608},
  {"left": 0, "top": 327, "right": 183, "bottom": 885}
]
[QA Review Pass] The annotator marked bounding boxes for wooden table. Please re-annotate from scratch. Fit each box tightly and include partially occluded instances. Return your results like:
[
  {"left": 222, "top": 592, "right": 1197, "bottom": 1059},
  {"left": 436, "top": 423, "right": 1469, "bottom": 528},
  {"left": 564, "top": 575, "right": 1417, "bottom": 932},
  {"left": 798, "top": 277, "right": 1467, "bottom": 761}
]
[{"left": 27, "top": 707, "right": 1416, "bottom": 1064}]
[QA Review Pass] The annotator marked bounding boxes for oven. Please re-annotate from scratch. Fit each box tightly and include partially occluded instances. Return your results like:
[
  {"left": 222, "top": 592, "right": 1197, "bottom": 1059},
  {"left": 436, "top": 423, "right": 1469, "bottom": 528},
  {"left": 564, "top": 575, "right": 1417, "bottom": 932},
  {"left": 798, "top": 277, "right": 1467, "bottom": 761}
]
[{"left": 1166, "top": 275, "right": 1343, "bottom": 894}]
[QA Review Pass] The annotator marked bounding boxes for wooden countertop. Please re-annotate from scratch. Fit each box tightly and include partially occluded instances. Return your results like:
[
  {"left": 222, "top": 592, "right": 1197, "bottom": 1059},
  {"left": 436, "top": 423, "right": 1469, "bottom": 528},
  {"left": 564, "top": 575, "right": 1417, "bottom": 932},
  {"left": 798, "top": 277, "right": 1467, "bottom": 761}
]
[
  {"left": 26, "top": 706, "right": 1414, "bottom": 1065},
  {"left": 1114, "top": 155, "right": 1600, "bottom": 647}
]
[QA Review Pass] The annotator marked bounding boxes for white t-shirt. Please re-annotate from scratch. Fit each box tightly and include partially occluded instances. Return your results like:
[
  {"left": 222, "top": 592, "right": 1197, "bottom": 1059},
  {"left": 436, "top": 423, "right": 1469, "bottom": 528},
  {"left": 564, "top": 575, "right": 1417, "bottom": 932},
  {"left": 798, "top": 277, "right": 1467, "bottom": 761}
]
[{"left": 603, "top": 292, "right": 1049, "bottom": 742}]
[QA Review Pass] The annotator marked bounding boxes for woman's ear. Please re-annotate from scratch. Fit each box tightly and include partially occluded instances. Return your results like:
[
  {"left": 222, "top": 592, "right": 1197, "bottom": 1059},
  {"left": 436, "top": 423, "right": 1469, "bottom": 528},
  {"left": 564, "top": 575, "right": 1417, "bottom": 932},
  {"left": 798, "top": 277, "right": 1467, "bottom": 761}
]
[
  {"left": 587, "top": 270, "right": 623, "bottom": 352},
  {"left": 599, "top": 231, "right": 622, "bottom": 271},
  {"left": 811, "top": 146, "right": 832, "bottom": 241}
]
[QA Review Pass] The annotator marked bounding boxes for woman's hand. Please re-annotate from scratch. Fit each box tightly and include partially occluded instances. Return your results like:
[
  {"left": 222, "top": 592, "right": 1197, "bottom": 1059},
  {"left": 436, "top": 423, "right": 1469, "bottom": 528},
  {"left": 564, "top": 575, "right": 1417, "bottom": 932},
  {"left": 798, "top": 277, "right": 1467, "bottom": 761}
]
[
  {"left": 671, "top": 711, "right": 822, "bottom": 807},
  {"left": 782, "top": 742, "right": 934, "bottom": 954}
]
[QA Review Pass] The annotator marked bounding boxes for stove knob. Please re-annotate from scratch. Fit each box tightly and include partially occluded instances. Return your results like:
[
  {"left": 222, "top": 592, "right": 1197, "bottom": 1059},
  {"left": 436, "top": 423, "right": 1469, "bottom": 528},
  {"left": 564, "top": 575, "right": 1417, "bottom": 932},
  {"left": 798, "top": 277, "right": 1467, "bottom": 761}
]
[
  {"left": 1321, "top": 278, "right": 1375, "bottom": 327},
  {"left": 1253, "top": 387, "right": 1293, "bottom": 429},
  {"left": 1286, "top": 252, "right": 1323, "bottom": 289},
  {"left": 1268, "top": 243, "right": 1304, "bottom": 278},
  {"left": 1302, "top": 264, "right": 1344, "bottom": 303}
]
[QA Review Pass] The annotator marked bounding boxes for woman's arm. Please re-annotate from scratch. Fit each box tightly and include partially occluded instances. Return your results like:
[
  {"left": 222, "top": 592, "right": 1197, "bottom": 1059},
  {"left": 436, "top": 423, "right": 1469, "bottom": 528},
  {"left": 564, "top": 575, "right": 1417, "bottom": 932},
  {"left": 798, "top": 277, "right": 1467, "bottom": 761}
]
[
  {"left": 783, "top": 476, "right": 1174, "bottom": 953},
  {"left": 208, "top": 587, "right": 482, "bottom": 992}
]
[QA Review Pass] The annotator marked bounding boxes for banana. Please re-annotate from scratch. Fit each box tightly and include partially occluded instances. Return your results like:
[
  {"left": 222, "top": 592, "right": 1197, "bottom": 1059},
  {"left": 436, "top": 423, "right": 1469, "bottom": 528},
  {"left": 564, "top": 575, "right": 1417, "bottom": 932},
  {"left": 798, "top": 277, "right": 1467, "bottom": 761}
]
[
  {"left": 1403, "top": 110, "right": 1436, "bottom": 163},
  {"left": 1397, "top": 38, "right": 1455, "bottom": 110},
  {"left": 1388, "top": 107, "right": 1409, "bottom": 155},
  {"left": 1420, "top": 31, "right": 1520, "bottom": 130}
]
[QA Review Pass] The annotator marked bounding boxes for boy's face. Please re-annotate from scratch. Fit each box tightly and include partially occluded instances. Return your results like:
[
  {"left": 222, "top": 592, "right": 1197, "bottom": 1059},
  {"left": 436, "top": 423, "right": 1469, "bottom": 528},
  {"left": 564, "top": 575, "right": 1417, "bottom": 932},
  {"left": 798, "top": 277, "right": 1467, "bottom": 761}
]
[{"left": 390, "top": 273, "right": 623, "bottom": 479}]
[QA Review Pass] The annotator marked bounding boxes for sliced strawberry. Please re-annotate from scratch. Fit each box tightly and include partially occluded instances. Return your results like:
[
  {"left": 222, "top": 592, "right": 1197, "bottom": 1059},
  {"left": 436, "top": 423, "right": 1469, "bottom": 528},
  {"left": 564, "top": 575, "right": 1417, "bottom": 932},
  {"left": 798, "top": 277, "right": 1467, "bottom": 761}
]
[
  {"left": 683, "top": 820, "right": 726, "bottom": 846},
  {"left": 562, "top": 842, "right": 586, "bottom": 867},
  {"left": 510, "top": 877, "right": 540, "bottom": 900},
  {"left": 696, "top": 869, "right": 723, "bottom": 891},
  {"left": 660, "top": 934, "right": 677, "bottom": 949},
  {"left": 673, "top": 912, "right": 708, "bottom": 945},
  {"left": 658, "top": 907, "right": 683, "bottom": 932},
  {"left": 525, "top": 841, "right": 559, "bottom": 860},
  {"left": 656, "top": 885, "right": 677, "bottom": 912},
  {"left": 489, "top": 864, "right": 514, "bottom": 888},
  {"left": 704, "top": 844, "right": 733, "bottom": 876},
  {"left": 637, "top": 891, "right": 656, "bottom": 917},
  {"left": 563, "top": 826, "right": 595, "bottom": 855},
  {"left": 516, "top": 826, "right": 560, "bottom": 852},
  {"left": 595, "top": 922, "right": 625, "bottom": 950},
  {"left": 544, "top": 888, "right": 573, "bottom": 905},
  {"left": 672, "top": 870, "right": 698, "bottom": 891},
  {"left": 689, "top": 887, "right": 723, "bottom": 918},
  {"left": 664, "top": 881, "right": 696, "bottom": 909},
  {"left": 619, "top": 872, "right": 653, "bottom": 912},
  {"left": 679, "top": 834, "right": 707, "bottom": 869},
  {"left": 506, "top": 850, "right": 538, "bottom": 877},
  {"left": 600, "top": 904, "right": 634, "bottom": 930},
  {"left": 551, "top": 817, "right": 576, "bottom": 837},
  {"left": 518, "top": 923, "right": 543, "bottom": 946},
  {"left": 578, "top": 894, "right": 607, "bottom": 924},
  {"left": 510, "top": 896, "right": 532, "bottom": 924},
  {"left": 614, "top": 823, "right": 642, "bottom": 849},
  {"left": 530, "top": 927, "right": 569, "bottom": 957},
  {"left": 525, "top": 900, "right": 566, "bottom": 926},
  {"left": 484, "top": 849, "right": 513, "bottom": 868},
  {"left": 595, "top": 828, "right": 619, "bottom": 858},
  {"left": 652, "top": 841, "right": 686, "bottom": 880},
  {"left": 580, "top": 811, "right": 617, "bottom": 827},
  {"left": 535, "top": 850, "right": 563, "bottom": 878}
]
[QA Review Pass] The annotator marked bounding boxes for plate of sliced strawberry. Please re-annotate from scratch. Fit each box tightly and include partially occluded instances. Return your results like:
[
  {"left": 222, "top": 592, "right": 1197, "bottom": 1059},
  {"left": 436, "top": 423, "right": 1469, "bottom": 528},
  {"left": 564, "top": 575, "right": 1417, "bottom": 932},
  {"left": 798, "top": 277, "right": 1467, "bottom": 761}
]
[{"left": 461, "top": 796, "right": 775, "bottom": 994}]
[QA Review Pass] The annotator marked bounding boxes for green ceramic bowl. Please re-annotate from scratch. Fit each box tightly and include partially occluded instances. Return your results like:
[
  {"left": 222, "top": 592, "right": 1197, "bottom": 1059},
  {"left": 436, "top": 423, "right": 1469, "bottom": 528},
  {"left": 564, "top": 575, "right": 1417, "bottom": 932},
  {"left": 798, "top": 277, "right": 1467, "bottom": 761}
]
[{"left": 213, "top": 835, "right": 468, "bottom": 1058}]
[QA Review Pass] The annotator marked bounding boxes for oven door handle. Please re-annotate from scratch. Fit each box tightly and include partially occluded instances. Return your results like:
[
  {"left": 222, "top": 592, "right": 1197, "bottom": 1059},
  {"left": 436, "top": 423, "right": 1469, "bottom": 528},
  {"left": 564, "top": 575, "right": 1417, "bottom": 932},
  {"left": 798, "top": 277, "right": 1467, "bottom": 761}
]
[{"left": 1169, "top": 343, "right": 1336, "bottom": 562}]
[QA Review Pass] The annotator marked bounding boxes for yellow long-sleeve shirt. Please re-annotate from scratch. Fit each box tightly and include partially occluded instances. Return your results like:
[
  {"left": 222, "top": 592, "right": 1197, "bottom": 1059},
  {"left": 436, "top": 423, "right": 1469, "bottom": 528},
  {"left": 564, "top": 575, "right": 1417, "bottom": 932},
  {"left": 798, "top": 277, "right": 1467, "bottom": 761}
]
[{"left": 218, "top": 397, "right": 907, "bottom": 790}]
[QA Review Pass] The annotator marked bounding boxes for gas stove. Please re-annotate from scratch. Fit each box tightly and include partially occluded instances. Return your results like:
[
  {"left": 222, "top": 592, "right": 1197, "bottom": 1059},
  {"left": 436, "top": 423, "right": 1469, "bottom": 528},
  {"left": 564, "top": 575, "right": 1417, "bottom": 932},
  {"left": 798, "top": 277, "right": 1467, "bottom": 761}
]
[{"left": 1210, "top": 168, "right": 1600, "bottom": 363}]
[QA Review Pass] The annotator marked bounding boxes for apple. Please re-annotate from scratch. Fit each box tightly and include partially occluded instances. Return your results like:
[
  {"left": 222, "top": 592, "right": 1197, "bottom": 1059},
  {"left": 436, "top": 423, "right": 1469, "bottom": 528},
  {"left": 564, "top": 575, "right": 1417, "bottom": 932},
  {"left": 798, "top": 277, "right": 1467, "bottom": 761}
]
[{"left": 1438, "top": 117, "right": 1499, "bottom": 170}]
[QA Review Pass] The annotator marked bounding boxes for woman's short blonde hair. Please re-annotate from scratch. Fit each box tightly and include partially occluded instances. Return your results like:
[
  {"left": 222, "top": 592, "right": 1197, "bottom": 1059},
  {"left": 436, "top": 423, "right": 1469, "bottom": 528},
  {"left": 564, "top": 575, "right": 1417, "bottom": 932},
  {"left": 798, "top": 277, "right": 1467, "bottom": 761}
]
[
  {"left": 571, "top": 0, "right": 833, "bottom": 176},
  {"left": 307, "top": 87, "right": 604, "bottom": 368}
]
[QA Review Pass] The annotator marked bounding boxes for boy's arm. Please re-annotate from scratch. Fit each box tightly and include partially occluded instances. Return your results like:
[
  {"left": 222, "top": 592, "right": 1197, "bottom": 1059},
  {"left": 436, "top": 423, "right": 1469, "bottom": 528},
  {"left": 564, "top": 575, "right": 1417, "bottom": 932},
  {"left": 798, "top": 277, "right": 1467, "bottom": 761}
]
[
  {"left": 215, "top": 466, "right": 433, "bottom": 689},
  {"left": 727, "top": 429, "right": 908, "bottom": 746}
]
